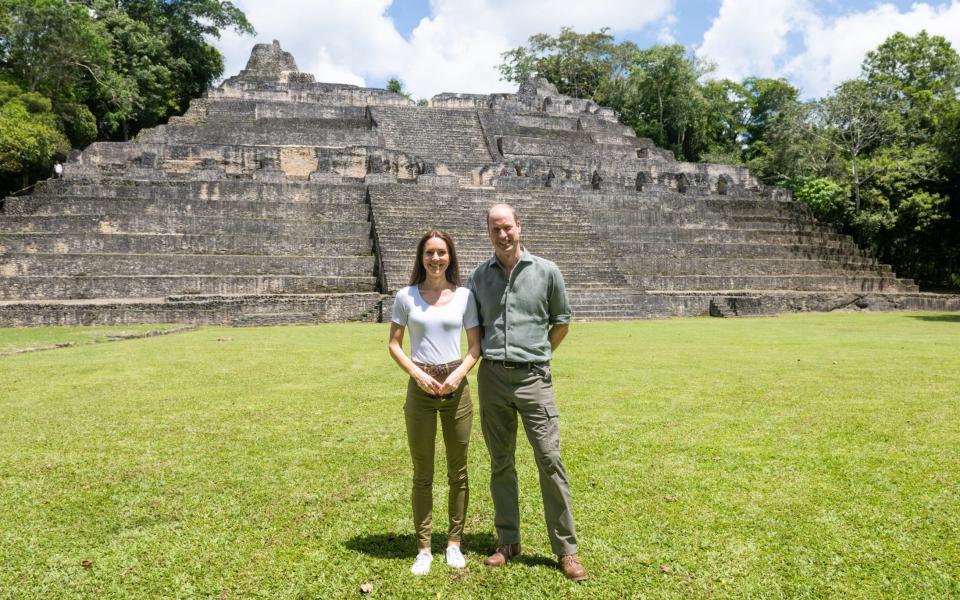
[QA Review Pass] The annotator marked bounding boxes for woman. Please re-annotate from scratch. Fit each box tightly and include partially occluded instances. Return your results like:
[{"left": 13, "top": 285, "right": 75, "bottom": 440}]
[{"left": 388, "top": 230, "right": 481, "bottom": 575}]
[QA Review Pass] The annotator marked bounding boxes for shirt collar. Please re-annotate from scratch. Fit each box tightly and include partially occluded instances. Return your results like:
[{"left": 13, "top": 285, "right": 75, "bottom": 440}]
[{"left": 489, "top": 248, "right": 531, "bottom": 272}]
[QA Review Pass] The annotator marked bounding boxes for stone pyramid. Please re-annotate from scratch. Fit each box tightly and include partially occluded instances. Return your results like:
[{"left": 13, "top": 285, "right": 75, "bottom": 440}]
[{"left": 1, "top": 40, "right": 957, "bottom": 326}]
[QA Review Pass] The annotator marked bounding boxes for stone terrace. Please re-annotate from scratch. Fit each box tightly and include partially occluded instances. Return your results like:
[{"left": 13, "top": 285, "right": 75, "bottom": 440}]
[{"left": 1, "top": 40, "right": 957, "bottom": 326}]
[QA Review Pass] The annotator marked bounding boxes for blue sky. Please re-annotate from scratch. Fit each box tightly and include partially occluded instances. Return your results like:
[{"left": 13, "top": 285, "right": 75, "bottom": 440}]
[{"left": 214, "top": 1, "right": 960, "bottom": 100}]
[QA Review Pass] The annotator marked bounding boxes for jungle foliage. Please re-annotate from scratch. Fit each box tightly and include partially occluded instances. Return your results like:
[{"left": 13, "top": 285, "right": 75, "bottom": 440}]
[
  {"left": 0, "top": 0, "right": 253, "bottom": 194},
  {"left": 500, "top": 29, "right": 960, "bottom": 290}
]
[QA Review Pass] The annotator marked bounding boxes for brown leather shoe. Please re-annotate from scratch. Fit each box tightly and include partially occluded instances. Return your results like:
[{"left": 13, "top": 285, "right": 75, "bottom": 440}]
[
  {"left": 559, "top": 554, "right": 588, "bottom": 581},
  {"left": 483, "top": 543, "right": 521, "bottom": 567}
]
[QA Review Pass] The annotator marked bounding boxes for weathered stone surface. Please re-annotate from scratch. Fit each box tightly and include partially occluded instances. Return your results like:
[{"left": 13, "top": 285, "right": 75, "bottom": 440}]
[
  {"left": 1, "top": 40, "right": 956, "bottom": 326},
  {"left": 237, "top": 40, "right": 304, "bottom": 82}
]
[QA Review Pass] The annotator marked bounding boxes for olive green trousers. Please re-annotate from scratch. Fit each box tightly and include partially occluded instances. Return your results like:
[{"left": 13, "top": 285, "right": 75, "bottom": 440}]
[{"left": 404, "top": 378, "right": 473, "bottom": 549}]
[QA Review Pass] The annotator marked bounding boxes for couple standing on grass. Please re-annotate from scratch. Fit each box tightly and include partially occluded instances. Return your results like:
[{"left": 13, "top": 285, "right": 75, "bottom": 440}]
[{"left": 387, "top": 203, "right": 587, "bottom": 582}]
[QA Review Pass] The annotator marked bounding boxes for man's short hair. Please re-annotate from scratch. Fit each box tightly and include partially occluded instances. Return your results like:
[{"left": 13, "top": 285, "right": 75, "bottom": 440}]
[{"left": 486, "top": 203, "right": 519, "bottom": 227}]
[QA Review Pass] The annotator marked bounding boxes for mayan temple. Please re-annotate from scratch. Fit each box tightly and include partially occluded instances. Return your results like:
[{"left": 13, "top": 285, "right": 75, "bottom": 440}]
[{"left": 1, "top": 41, "right": 957, "bottom": 326}]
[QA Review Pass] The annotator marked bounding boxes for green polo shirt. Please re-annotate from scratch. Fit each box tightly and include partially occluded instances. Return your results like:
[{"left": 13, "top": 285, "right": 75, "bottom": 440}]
[{"left": 468, "top": 250, "right": 572, "bottom": 363}]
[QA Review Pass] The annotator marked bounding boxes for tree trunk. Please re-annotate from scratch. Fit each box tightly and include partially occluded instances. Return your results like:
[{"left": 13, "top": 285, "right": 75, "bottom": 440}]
[
  {"left": 657, "top": 90, "right": 665, "bottom": 142},
  {"left": 851, "top": 151, "right": 861, "bottom": 212}
]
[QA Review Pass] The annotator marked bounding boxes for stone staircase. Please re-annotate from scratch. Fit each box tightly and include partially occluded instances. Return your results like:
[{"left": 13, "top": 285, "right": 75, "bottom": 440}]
[
  {"left": 370, "top": 184, "right": 670, "bottom": 321},
  {"left": 372, "top": 106, "right": 494, "bottom": 181},
  {"left": 577, "top": 189, "right": 918, "bottom": 298},
  {"left": 0, "top": 179, "right": 381, "bottom": 325}
]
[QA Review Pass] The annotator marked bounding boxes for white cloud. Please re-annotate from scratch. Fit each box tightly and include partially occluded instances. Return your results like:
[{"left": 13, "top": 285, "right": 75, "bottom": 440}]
[
  {"left": 657, "top": 14, "right": 679, "bottom": 44},
  {"left": 695, "top": 0, "right": 816, "bottom": 80},
  {"left": 696, "top": 0, "right": 960, "bottom": 98},
  {"left": 212, "top": 0, "right": 674, "bottom": 100},
  {"left": 786, "top": 2, "right": 960, "bottom": 97}
]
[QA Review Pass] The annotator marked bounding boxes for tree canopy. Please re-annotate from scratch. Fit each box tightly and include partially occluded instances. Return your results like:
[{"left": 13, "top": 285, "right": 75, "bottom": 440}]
[
  {"left": 0, "top": 0, "right": 253, "bottom": 193},
  {"left": 500, "top": 28, "right": 960, "bottom": 289}
]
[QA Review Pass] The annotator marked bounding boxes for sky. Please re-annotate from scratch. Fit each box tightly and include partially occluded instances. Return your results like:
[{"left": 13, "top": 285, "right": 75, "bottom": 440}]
[{"left": 211, "top": 0, "right": 960, "bottom": 101}]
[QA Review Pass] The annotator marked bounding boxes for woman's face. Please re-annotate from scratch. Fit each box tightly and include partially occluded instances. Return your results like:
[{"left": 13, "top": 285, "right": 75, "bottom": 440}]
[{"left": 422, "top": 236, "right": 450, "bottom": 279}]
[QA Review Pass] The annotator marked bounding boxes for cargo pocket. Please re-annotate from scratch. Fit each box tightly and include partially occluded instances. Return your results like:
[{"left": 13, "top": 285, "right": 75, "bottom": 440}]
[
  {"left": 531, "top": 364, "right": 552, "bottom": 384},
  {"left": 543, "top": 403, "right": 560, "bottom": 452}
]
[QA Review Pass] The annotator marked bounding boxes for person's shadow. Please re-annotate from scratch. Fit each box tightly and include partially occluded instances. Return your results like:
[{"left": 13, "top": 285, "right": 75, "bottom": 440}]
[
  {"left": 909, "top": 314, "right": 960, "bottom": 323},
  {"left": 344, "top": 532, "right": 558, "bottom": 567}
]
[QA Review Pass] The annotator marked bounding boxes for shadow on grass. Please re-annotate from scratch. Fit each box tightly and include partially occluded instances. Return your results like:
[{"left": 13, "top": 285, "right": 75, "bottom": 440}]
[
  {"left": 345, "top": 532, "right": 496, "bottom": 559},
  {"left": 908, "top": 314, "right": 960, "bottom": 322},
  {"left": 344, "top": 531, "right": 560, "bottom": 567}
]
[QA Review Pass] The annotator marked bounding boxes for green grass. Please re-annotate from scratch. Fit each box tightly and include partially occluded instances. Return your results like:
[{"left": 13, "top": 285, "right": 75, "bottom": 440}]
[
  {"left": 0, "top": 312, "right": 958, "bottom": 599},
  {"left": 0, "top": 324, "right": 187, "bottom": 354}
]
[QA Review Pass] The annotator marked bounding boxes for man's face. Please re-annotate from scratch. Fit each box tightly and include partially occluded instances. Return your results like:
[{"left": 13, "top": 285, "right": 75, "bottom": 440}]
[{"left": 487, "top": 207, "right": 521, "bottom": 263}]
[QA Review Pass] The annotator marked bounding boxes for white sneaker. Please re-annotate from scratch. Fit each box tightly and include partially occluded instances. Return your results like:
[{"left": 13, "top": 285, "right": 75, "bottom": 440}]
[
  {"left": 445, "top": 545, "right": 466, "bottom": 569},
  {"left": 411, "top": 550, "right": 433, "bottom": 575}
]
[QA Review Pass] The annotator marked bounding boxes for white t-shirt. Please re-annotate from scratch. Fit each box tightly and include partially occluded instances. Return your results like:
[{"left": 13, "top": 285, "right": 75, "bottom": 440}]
[{"left": 391, "top": 285, "right": 479, "bottom": 365}]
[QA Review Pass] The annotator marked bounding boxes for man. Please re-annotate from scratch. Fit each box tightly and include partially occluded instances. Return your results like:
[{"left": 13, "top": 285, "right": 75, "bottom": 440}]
[{"left": 468, "top": 203, "right": 587, "bottom": 581}]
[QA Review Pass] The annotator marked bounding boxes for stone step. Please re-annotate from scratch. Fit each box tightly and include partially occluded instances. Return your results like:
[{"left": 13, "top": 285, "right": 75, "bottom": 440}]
[
  {"left": 1, "top": 253, "right": 375, "bottom": 277},
  {"left": 584, "top": 202, "right": 809, "bottom": 219},
  {"left": 0, "top": 274, "right": 378, "bottom": 300},
  {"left": 728, "top": 214, "right": 835, "bottom": 232},
  {"left": 618, "top": 241, "right": 872, "bottom": 260},
  {"left": 7, "top": 197, "right": 370, "bottom": 221},
  {"left": 140, "top": 122, "right": 380, "bottom": 146},
  {"left": 373, "top": 106, "right": 492, "bottom": 167},
  {"left": 0, "top": 292, "right": 384, "bottom": 327},
  {"left": 0, "top": 214, "right": 371, "bottom": 236},
  {"left": 205, "top": 101, "right": 369, "bottom": 122},
  {"left": 379, "top": 256, "right": 621, "bottom": 273},
  {"left": 621, "top": 256, "right": 887, "bottom": 276},
  {"left": 30, "top": 179, "right": 368, "bottom": 202},
  {"left": 600, "top": 226, "right": 854, "bottom": 246},
  {"left": 0, "top": 232, "right": 372, "bottom": 256},
  {"left": 639, "top": 274, "right": 913, "bottom": 292}
]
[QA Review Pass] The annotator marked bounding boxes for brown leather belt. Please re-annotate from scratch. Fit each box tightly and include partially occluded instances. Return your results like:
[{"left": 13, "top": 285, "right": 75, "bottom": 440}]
[{"left": 414, "top": 359, "right": 462, "bottom": 380}]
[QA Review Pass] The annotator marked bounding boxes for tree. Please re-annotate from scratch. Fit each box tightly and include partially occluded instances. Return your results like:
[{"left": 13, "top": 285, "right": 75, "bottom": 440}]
[
  {"left": 0, "top": 0, "right": 111, "bottom": 96},
  {"left": 498, "top": 27, "right": 637, "bottom": 107},
  {"left": 814, "top": 79, "right": 900, "bottom": 212},
  {"left": 698, "top": 78, "right": 747, "bottom": 162},
  {"left": 863, "top": 30, "right": 960, "bottom": 139},
  {"left": 88, "top": 0, "right": 175, "bottom": 138},
  {"left": 0, "top": 0, "right": 254, "bottom": 197},
  {"left": 0, "top": 83, "right": 69, "bottom": 186},
  {"left": 623, "top": 44, "right": 713, "bottom": 160},
  {"left": 106, "top": 0, "right": 254, "bottom": 121},
  {"left": 740, "top": 78, "right": 799, "bottom": 151},
  {"left": 386, "top": 77, "right": 411, "bottom": 100},
  {"left": 793, "top": 176, "right": 849, "bottom": 224}
]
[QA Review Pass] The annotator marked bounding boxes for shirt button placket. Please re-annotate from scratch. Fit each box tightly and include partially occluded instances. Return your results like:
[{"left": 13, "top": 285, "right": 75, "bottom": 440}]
[{"left": 503, "top": 276, "right": 510, "bottom": 358}]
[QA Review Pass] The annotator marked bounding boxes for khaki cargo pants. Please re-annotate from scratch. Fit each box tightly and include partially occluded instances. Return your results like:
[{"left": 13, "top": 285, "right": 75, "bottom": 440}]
[{"left": 477, "top": 359, "right": 578, "bottom": 556}]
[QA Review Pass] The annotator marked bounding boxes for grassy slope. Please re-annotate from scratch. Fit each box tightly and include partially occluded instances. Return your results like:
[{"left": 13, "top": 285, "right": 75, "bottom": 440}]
[{"left": 0, "top": 313, "right": 957, "bottom": 599}]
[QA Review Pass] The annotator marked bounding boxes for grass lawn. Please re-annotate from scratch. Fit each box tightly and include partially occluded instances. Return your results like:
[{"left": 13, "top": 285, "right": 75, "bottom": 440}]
[{"left": 0, "top": 312, "right": 958, "bottom": 599}]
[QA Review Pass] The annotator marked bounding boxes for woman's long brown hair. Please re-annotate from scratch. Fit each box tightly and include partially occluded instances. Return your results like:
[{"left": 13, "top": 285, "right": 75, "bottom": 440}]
[{"left": 409, "top": 230, "right": 461, "bottom": 286}]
